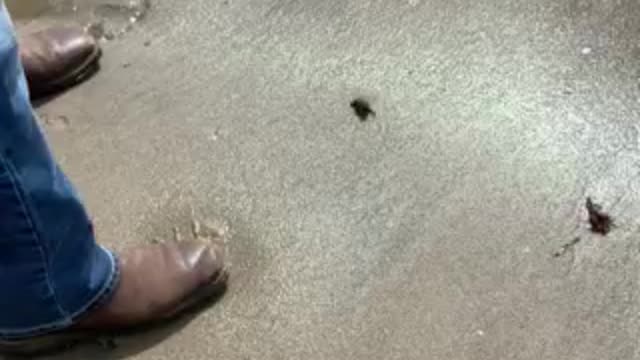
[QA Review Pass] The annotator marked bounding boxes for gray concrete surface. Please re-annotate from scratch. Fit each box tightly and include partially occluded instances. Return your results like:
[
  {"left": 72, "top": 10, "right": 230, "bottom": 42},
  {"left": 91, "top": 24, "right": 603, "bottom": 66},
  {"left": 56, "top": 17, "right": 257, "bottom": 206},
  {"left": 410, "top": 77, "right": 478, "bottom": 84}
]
[{"left": 8, "top": 0, "right": 640, "bottom": 359}]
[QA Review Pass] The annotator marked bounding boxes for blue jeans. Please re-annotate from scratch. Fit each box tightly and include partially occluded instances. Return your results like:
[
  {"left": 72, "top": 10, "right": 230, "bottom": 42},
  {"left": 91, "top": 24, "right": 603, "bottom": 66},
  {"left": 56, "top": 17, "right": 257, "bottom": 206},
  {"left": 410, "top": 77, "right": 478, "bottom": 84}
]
[{"left": 0, "top": 3, "right": 118, "bottom": 340}]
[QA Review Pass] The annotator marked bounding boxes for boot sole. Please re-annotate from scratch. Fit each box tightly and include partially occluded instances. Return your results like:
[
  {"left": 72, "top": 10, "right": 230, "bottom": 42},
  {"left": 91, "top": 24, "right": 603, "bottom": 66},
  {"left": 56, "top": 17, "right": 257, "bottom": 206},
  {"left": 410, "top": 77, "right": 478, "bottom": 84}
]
[{"left": 0, "top": 269, "right": 229, "bottom": 357}]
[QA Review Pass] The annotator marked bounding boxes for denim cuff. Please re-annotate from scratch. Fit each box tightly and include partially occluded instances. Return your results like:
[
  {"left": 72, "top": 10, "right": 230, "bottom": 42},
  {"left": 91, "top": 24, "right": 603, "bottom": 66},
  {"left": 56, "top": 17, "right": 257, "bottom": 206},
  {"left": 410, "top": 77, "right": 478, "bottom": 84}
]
[{"left": 0, "top": 246, "right": 120, "bottom": 341}]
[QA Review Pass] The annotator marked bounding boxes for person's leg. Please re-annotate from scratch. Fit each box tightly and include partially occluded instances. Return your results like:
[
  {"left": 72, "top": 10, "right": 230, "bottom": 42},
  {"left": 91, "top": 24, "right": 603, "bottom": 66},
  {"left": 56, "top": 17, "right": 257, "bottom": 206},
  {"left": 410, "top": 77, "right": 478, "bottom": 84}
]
[
  {"left": 0, "top": 2, "right": 227, "bottom": 355},
  {"left": 0, "top": 0, "right": 118, "bottom": 339}
]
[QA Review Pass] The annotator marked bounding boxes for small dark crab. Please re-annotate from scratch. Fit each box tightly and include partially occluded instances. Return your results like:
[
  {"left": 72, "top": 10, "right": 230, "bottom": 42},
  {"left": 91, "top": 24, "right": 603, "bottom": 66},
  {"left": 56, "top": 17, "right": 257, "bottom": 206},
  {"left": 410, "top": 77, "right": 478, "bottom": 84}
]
[{"left": 350, "top": 98, "right": 376, "bottom": 121}]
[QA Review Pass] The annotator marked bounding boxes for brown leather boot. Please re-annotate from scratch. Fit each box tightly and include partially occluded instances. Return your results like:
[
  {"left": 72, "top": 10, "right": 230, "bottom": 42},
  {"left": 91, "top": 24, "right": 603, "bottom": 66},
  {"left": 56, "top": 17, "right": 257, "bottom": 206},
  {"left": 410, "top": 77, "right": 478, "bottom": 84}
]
[
  {"left": 0, "top": 239, "right": 228, "bottom": 355},
  {"left": 19, "top": 26, "right": 101, "bottom": 99}
]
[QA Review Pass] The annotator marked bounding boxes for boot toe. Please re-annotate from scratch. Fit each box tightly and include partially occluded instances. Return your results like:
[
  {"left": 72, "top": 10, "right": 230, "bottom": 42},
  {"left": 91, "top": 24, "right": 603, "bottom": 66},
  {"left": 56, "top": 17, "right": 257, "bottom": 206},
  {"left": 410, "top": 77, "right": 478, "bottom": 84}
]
[
  {"left": 175, "top": 241, "right": 226, "bottom": 283},
  {"left": 50, "top": 27, "right": 98, "bottom": 67}
]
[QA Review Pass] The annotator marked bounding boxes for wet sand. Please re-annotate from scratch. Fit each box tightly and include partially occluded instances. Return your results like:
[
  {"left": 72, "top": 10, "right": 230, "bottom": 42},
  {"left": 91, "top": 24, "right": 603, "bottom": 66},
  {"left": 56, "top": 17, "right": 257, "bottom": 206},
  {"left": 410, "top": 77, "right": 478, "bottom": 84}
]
[
  {"left": 6, "top": 0, "right": 149, "bottom": 39},
  {"left": 5, "top": 0, "right": 640, "bottom": 359}
]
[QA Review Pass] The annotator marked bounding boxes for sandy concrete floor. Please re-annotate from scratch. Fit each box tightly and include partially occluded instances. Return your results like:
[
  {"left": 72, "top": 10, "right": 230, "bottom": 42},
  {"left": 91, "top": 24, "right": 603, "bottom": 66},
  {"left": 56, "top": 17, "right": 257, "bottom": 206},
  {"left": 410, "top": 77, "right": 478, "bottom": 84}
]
[{"left": 6, "top": 0, "right": 640, "bottom": 359}]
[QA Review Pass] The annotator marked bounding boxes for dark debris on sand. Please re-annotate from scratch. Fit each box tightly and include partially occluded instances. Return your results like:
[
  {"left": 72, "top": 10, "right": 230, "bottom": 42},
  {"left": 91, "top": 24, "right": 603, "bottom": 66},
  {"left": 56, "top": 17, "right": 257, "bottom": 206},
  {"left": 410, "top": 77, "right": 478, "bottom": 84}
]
[
  {"left": 350, "top": 98, "right": 376, "bottom": 122},
  {"left": 586, "top": 197, "right": 612, "bottom": 235}
]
